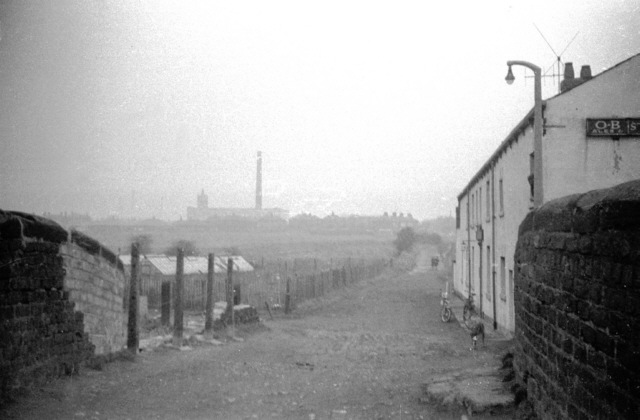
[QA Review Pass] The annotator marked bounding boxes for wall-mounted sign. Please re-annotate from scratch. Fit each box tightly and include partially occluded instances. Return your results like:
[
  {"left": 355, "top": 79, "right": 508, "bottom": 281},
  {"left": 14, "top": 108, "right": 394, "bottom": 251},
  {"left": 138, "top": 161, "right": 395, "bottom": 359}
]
[{"left": 587, "top": 118, "right": 640, "bottom": 137}]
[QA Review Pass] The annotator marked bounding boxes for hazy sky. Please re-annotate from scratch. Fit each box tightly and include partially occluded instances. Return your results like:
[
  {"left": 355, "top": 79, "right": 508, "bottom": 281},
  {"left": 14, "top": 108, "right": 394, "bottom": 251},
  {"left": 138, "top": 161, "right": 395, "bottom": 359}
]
[{"left": 1, "top": 1, "right": 638, "bottom": 220}]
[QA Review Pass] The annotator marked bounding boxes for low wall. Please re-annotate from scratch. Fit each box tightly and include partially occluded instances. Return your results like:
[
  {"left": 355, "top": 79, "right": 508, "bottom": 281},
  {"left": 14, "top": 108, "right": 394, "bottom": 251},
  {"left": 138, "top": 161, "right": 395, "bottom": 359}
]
[
  {"left": 0, "top": 211, "right": 94, "bottom": 397},
  {"left": 61, "top": 230, "right": 126, "bottom": 355},
  {"left": 513, "top": 180, "right": 640, "bottom": 419},
  {"left": 0, "top": 210, "right": 126, "bottom": 398}
]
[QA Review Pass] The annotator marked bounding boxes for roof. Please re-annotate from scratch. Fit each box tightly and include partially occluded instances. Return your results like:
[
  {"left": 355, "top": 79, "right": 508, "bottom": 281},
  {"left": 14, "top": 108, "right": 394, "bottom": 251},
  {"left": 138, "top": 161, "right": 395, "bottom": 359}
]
[
  {"left": 119, "top": 254, "right": 254, "bottom": 275},
  {"left": 457, "top": 52, "right": 640, "bottom": 201},
  {"left": 457, "top": 104, "right": 542, "bottom": 201}
]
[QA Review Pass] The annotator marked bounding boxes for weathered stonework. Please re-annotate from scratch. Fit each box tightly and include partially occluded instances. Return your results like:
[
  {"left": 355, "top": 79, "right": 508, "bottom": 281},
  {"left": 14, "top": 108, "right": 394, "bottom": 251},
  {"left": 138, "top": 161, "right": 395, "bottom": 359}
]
[
  {"left": 0, "top": 210, "right": 126, "bottom": 399},
  {"left": 514, "top": 180, "right": 640, "bottom": 419},
  {"left": 60, "top": 230, "right": 126, "bottom": 355}
]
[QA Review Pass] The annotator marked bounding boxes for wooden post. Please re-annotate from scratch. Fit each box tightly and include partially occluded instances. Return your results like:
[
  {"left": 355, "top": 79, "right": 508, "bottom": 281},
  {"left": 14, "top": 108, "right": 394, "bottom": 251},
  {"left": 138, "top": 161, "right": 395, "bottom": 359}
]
[
  {"left": 161, "top": 281, "right": 171, "bottom": 326},
  {"left": 205, "top": 253, "right": 214, "bottom": 333},
  {"left": 284, "top": 261, "right": 288, "bottom": 284},
  {"left": 174, "top": 248, "right": 184, "bottom": 342},
  {"left": 284, "top": 277, "right": 291, "bottom": 314},
  {"left": 265, "top": 302, "right": 273, "bottom": 320},
  {"left": 226, "top": 257, "right": 234, "bottom": 320},
  {"left": 127, "top": 243, "right": 139, "bottom": 353}
]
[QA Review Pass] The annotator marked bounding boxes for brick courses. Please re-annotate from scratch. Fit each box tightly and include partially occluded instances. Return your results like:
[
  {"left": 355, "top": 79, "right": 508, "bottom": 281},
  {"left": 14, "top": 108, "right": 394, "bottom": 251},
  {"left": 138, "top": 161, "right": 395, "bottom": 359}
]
[
  {"left": 514, "top": 180, "right": 640, "bottom": 419},
  {"left": 1, "top": 210, "right": 126, "bottom": 400}
]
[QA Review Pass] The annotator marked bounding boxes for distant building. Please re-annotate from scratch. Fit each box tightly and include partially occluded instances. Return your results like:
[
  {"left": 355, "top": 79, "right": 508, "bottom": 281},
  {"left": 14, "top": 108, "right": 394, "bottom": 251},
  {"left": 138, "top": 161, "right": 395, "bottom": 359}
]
[
  {"left": 186, "top": 189, "right": 289, "bottom": 221},
  {"left": 186, "top": 152, "right": 289, "bottom": 221},
  {"left": 454, "top": 54, "right": 640, "bottom": 334}
]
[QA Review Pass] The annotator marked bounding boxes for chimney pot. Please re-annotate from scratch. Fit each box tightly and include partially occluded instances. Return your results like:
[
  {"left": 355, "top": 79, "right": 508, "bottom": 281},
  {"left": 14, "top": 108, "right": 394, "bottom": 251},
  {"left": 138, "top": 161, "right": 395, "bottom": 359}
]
[
  {"left": 564, "top": 63, "right": 575, "bottom": 80},
  {"left": 580, "top": 65, "right": 592, "bottom": 80}
]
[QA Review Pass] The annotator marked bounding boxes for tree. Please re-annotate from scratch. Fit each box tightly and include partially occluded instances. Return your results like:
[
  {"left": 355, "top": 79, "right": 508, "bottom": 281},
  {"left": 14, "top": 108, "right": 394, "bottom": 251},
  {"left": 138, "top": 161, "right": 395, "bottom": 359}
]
[
  {"left": 165, "top": 240, "right": 198, "bottom": 256},
  {"left": 224, "top": 246, "right": 242, "bottom": 256},
  {"left": 394, "top": 227, "right": 416, "bottom": 255},
  {"left": 130, "top": 234, "right": 153, "bottom": 255}
]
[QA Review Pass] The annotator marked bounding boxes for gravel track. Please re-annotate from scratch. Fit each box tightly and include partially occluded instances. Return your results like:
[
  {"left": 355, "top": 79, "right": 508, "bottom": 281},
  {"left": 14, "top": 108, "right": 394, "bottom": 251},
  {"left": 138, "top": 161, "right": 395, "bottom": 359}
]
[{"left": 2, "top": 248, "right": 513, "bottom": 419}]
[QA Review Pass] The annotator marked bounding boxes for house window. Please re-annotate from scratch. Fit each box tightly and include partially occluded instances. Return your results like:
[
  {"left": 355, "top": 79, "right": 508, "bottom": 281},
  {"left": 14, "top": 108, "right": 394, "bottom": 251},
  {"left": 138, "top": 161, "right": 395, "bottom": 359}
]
[
  {"left": 456, "top": 206, "right": 460, "bottom": 229},
  {"left": 486, "top": 246, "right": 491, "bottom": 301},
  {"left": 486, "top": 180, "right": 491, "bottom": 222},
  {"left": 499, "top": 178, "right": 504, "bottom": 217},
  {"left": 471, "top": 193, "right": 475, "bottom": 225},
  {"left": 500, "top": 257, "right": 507, "bottom": 300},
  {"left": 479, "top": 187, "right": 482, "bottom": 224}
]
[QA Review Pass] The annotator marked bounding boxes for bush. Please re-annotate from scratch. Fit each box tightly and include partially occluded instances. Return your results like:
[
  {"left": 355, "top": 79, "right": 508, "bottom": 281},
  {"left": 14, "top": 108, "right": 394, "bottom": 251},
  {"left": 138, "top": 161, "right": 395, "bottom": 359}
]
[
  {"left": 165, "top": 240, "right": 198, "bottom": 256},
  {"left": 394, "top": 227, "right": 416, "bottom": 255}
]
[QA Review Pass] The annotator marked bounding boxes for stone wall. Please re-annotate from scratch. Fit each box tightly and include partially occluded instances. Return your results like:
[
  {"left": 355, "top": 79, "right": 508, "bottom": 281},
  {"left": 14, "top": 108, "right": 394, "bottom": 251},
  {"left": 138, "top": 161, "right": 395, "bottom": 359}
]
[
  {"left": 513, "top": 180, "right": 640, "bottom": 419},
  {"left": 0, "top": 210, "right": 126, "bottom": 399}
]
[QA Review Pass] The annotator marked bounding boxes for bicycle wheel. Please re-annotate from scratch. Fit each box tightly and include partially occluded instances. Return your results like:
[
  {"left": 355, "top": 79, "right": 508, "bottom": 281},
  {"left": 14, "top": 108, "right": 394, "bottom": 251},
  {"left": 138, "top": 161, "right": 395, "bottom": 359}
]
[{"left": 440, "top": 306, "right": 452, "bottom": 323}]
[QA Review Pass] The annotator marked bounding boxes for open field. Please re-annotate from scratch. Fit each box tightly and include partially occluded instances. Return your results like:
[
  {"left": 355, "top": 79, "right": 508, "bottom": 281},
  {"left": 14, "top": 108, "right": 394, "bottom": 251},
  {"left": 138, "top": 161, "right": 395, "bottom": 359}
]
[{"left": 80, "top": 224, "right": 395, "bottom": 263}]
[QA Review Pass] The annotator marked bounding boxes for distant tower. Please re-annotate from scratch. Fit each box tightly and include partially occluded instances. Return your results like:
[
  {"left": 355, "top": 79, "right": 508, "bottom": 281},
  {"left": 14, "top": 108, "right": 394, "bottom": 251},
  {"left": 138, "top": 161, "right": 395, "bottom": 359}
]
[
  {"left": 255, "top": 151, "right": 263, "bottom": 210},
  {"left": 197, "top": 189, "right": 209, "bottom": 209}
]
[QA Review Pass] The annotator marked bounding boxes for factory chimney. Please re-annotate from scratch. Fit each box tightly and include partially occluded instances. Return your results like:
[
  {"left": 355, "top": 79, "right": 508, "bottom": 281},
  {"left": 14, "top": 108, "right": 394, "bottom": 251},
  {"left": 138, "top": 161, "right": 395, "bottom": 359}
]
[{"left": 255, "top": 151, "right": 263, "bottom": 210}]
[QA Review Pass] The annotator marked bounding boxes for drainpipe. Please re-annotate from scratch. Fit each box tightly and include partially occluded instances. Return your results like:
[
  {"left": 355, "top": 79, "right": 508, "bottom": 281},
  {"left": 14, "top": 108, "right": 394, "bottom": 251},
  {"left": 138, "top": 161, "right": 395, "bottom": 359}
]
[
  {"left": 491, "top": 166, "right": 498, "bottom": 330},
  {"left": 467, "top": 194, "right": 471, "bottom": 297},
  {"left": 478, "top": 234, "right": 483, "bottom": 316}
]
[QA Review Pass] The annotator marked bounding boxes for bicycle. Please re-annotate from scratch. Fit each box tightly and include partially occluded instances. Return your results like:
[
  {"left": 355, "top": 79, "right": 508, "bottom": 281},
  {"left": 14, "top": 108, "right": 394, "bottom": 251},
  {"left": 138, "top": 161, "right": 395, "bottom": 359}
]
[
  {"left": 462, "top": 292, "right": 478, "bottom": 328},
  {"left": 440, "top": 290, "right": 452, "bottom": 322}
]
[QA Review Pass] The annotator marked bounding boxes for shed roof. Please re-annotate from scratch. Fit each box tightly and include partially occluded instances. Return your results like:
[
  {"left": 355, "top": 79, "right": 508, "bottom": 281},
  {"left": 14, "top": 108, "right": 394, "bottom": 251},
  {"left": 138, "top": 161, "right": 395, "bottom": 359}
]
[{"left": 119, "top": 254, "right": 253, "bottom": 275}]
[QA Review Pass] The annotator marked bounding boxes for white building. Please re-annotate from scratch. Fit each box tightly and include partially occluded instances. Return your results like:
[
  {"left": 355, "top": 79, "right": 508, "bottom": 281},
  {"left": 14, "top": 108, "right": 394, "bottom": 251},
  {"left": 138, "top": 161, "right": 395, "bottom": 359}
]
[
  {"left": 187, "top": 189, "right": 289, "bottom": 221},
  {"left": 454, "top": 53, "right": 640, "bottom": 334}
]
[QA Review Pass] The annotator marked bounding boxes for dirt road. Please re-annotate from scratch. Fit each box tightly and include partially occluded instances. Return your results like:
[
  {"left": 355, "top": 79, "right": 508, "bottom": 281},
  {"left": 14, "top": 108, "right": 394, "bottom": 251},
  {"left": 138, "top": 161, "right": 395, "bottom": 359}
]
[{"left": 3, "top": 251, "right": 512, "bottom": 419}]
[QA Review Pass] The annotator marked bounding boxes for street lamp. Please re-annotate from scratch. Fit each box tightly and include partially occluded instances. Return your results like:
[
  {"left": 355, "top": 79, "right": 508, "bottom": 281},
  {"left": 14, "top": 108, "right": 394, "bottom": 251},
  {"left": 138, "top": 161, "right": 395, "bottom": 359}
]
[{"left": 505, "top": 60, "right": 543, "bottom": 207}]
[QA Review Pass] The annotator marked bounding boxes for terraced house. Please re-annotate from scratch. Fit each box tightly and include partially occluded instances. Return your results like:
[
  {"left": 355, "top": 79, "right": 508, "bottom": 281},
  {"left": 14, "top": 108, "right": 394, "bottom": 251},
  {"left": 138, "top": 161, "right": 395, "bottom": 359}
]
[{"left": 454, "top": 53, "right": 640, "bottom": 334}]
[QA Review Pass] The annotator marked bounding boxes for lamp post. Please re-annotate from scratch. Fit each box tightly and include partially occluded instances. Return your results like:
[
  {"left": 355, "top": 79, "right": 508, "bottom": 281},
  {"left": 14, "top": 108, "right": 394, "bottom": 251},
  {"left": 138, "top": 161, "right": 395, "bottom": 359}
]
[{"left": 505, "top": 61, "right": 543, "bottom": 207}]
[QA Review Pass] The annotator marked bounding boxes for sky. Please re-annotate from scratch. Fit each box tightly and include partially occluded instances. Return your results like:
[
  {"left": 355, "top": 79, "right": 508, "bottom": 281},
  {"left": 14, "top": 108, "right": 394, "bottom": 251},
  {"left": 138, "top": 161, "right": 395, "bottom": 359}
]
[{"left": 0, "top": 0, "right": 639, "bottom": 221}]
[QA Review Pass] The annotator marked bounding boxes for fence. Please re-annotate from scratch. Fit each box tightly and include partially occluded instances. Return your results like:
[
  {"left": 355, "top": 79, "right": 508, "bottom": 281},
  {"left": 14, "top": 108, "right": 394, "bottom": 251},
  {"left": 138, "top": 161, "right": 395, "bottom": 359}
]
[
  {"left": 131, "top": 256, "right": 388, "bottom": 312},
  {"left": 240, "top": 258, "right": 388, "bottom": 310}
]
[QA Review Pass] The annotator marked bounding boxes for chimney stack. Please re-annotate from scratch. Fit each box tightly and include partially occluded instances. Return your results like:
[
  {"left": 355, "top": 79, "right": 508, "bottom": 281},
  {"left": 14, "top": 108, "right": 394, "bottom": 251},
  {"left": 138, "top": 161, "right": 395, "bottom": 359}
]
[
  {"left": 564, "top": 62, "right": 575, "bottom": 80},
  {"left": 255, "top": 151, "right": 262, "bottom": 210},
  {"left": 561, "top": 62, "right": 592, "bottom": 93}
]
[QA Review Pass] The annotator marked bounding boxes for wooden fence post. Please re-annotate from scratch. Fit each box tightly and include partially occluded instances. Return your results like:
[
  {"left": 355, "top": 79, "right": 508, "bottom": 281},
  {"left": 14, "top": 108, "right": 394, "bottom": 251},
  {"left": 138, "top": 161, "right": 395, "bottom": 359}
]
[
  {"left": 161, "top": 281, "right": 170, "bottom": 326},
  {"left": 205, "top": 253, "right": 214, "bottom": 334},
  {"left": 225, "top": 257, "right": 234, "bottom": 322},
  {"left": 284, "top": 277, "right": 291, "bottom": 314},
  {"left": 127, "top": 243, "right": 139, "bottom": 353},
  {"left": 174, "top": 248, "right": 184, "bottom": 343}
]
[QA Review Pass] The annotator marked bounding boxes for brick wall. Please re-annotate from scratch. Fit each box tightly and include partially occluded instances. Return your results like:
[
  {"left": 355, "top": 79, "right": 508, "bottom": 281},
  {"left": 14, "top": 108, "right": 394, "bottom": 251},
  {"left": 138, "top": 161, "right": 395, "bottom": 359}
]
[
  {"left": 0, "top": 211, "right": 94, "bottom": 398},
  {"left": 0, "top": 210, "right": 126, "bottom": 399},
  {"left": 513, "top": 180, "right": 640, "bottom": 419},
  {"left": 61, "top": 230, "right": 126, "bottom": 355}
]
